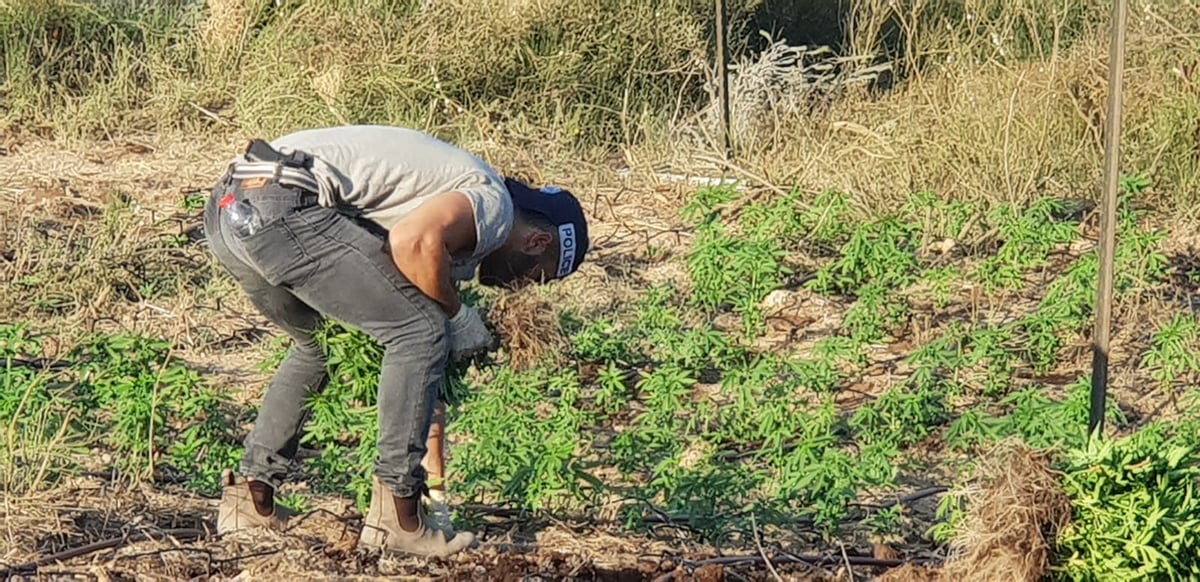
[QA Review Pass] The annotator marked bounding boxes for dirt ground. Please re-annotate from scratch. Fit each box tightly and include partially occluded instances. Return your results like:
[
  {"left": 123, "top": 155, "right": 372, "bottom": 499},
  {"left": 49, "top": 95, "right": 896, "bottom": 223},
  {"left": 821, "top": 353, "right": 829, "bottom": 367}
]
[
  {"left": 0, "top": 473, "right": 927, "bottom": 581},
  {"left": 0, "top": 135, "right": 937, "bottom": 581},
  {"left": 3, "top": 133, "right": 1197, "bottom": 580}
]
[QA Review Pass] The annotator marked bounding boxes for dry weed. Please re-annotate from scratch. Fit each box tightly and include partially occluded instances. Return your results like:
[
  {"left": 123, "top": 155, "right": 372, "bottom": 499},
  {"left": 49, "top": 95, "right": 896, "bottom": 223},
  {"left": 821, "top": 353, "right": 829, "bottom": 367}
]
[
  {"left": 939, "top": 438, "right": 1072, "bottom": 582},
  {"left": 486, "top": 288, "right": 567, "bottom": 372},
  {"left": 693, "top": 33, "right": 891, "bottom": 154},
  {"left": 197, "top": 0, "right": 252, "bottom": 62},
  {"left": 877, "top": 563, "right": 941, "bottom": 582}
]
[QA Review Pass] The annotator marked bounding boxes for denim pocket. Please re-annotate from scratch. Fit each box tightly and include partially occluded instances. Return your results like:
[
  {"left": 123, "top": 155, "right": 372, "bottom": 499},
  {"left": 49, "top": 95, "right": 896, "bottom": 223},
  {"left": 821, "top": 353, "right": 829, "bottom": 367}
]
[
  {"left": 243, "top": 222, "right": 317, "bottom": 288},
  {"left": 225, "top": 190, "right": 302, "bottom": 238}
]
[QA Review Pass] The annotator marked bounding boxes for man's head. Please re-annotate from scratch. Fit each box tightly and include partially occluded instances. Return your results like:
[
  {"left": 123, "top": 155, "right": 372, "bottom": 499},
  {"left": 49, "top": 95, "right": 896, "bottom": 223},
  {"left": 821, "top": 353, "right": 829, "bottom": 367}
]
[{"left": 478, "top": 178, "right": 590, "bottom": 289}]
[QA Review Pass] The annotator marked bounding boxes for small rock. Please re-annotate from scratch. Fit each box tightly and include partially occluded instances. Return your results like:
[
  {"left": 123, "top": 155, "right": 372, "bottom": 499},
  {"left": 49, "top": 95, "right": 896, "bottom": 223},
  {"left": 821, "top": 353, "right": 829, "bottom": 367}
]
[
  {"left": 761, "top": 288, "right": 825, "bottom": 313},
  {"left": 694, "top": 563, "right": 725, "bottom": 582},
  {"left": 931, "top": 238, "right": 956, "bottom": 254},
  {"left": 761, "top": 289, "right": 796, "bottom": 312},
  {"left": 874, "top": 543, "right": 901, "bottom": 560}
]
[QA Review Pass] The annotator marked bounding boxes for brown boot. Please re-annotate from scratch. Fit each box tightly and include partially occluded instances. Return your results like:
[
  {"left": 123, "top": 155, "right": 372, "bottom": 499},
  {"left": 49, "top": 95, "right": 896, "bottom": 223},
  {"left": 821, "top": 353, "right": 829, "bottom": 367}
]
[
  {"left": 216, "top": 469, "right": 291, "bottom": 535},
  {"left": 358, "top": 476, "right": 476, "bottom": 557}
]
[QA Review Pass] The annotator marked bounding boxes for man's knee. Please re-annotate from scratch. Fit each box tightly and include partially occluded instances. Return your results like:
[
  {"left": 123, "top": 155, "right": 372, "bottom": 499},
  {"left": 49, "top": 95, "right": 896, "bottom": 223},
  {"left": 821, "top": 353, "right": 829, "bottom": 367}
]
[
  {"left": 376, "top": 315, "right": 450, "bottom": 359},
  {"left": 289, "top": 336, "right": 325, "bottom": 360}
]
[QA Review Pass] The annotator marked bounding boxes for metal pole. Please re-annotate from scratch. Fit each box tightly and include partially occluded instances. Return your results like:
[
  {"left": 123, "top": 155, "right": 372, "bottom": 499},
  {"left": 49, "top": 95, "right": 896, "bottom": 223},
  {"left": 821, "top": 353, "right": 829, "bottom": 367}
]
[
  {"left": 715, "top": 0, "right": 732, "bottom": 160},
  {"left": 1089, "top": 0, "right": 1129, "bottom": 437}
]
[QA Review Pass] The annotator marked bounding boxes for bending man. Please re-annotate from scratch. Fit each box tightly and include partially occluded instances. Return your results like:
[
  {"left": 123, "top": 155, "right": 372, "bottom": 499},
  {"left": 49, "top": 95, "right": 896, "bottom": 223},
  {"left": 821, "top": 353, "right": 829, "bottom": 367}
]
[{"left": 202, "top": 125, "right": 589, "bottom": 557}]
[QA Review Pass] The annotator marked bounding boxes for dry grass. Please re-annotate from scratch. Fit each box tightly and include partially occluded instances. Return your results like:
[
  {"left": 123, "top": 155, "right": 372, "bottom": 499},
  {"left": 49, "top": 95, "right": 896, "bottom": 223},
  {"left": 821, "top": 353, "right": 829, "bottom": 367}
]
[
  {"left": 878, "top": 563, "right": 942, "bottom": 582},
  {"left": 4, "top": 0, "right": 1198, "bottom": 220},
  {"left": 485, "top": 288, "right": 569, "bottom": 372},
  {"left": 937, "top": 439, "right": 1072, "bottom": 582},
  {"left": 0, "top": 475, "right": 706, "bottom": 581},
  {"left": 651, "top": 0, "right": 1200, "bottom": 217},
  {"left": 671, "top": 44, "right": 1191, "bottom": 216}
]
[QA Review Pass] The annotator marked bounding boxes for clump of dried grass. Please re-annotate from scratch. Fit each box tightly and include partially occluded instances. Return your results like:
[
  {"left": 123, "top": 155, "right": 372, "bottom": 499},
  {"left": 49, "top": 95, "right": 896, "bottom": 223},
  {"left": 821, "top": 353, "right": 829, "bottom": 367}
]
[
  {"left": 878, "top": 563, "right": 941, "bottom": 582},
  {"left": 486, "top": 289, "right": 567, "bottom": 372},
  {"left": 692, "top": 33, "right": 891, "bottom": 153},
  {"left": 939, "top": 438, "right": 1072, "bottom": 582}
]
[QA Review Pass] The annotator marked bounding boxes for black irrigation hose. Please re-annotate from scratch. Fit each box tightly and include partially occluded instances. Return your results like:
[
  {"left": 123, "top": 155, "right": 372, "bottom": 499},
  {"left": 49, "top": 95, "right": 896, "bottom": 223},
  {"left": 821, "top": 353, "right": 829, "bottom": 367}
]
[
  {"left": 3, "top": 357, "right": 78, "bottom": 372},
  {"left": 872, "top": 485, "right": 950, "bottom": 511},
  {"left": 639, "top": 485, "right": 949, "bottom": 526}
]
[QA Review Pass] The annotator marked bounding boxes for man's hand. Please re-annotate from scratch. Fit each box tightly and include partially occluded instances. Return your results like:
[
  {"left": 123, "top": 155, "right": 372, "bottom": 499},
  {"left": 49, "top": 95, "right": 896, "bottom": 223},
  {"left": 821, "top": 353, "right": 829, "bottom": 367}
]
[{"left": 447, "top": 304, "right": 493, "bottom": 360}]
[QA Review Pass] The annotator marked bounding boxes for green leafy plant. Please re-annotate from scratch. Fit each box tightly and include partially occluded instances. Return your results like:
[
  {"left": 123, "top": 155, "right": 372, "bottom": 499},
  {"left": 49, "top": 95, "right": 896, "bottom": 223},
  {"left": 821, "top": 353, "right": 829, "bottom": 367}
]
[
  {"left": 901, "top": 191, "right": 979, "bottom": 243},
  {"left": 571, "top": 318, "right": 640, "bottom": 365},
  {"left": 1055, "top": 423, "right": 1200, "bottom": 581},
  {"left": 944, "top": 408, "right": 1001, "bottom": 453},
  {"left": 863, "top": 504, "right": 905, "bottom": 536},
  {"left": 278, "top": 492, "right": 312, "bottom": 514},
  {"left": 995, "top": 377, "right": 1124, "bottom": 450},
  {"left": 850, "top": 384, "right": 949, "bottom": 449},
  {"left": 182, "top": 191, "right": 207, "bottom": 212},
  {"left": 928, "top": 489, "right": 967, "bottom": 544},
  {"left": 1141, "top": 314, "right": 1200, "bottom": 392},
  {"left": 797, "top": 189, "right": 855, "bottom": 248},
  {"left": 809, "top": 215, "right": 921, "bottom": 296},
  {"left": 685, "top": 197, "right": 792, "bottom": 339},
  {"left": 842, "top": 280, "right": 911, "bottom": 343},
  {"left": 450, "top": 366, "right": 600, "bottom": 512},
  {"left": 974, "top": 198, "right": 1082, "bottom": 292},
  {"left": 0, "top": 326, "right": 241, "bottom": 496},
  {"left": 959, "top": 324, "right": 1017, "bottom": 396},
  {"left": 920, "top": 265, "right": 962, "bottom": 309}
]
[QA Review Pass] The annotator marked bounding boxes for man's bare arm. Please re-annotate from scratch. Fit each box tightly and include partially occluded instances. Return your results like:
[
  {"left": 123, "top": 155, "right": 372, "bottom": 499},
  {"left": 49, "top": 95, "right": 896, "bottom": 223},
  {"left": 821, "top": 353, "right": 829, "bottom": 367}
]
[{"left": 386, "top": 192, "right": 478, "bottom": 317}]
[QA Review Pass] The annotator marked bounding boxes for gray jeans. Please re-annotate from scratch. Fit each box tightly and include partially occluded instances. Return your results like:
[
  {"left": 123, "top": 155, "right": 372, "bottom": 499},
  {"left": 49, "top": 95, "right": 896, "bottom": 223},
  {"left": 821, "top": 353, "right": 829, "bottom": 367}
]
[{"left": 202, "top": 172, "right": 448, "bottom": 498}]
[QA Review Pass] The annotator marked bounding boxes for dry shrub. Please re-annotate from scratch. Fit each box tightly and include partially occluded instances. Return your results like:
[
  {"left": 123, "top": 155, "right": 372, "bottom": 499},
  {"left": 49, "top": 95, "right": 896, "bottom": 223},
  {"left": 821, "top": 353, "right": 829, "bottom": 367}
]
[
  {"left": 197, "top": 0, "right": 254, "bottom": 62},
  {"left": 690, "top": 35, "right": 890, "bottom": 152},
  {"left": 486, "top": 289, "right": 567, "bottom": 371},
  {"left": 673, "top": 42, "right": 1103, "bottom": 211},
  {"left": 939, "top": 438, "right": 1072, "bottom": 582}
]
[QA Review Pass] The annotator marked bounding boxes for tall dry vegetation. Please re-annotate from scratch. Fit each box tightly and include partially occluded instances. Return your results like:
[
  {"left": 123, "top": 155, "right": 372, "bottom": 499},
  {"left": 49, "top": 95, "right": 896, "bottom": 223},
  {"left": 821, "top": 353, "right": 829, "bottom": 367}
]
[{"left": 0, "top": 0, "right": 1198, "bottom": 211}]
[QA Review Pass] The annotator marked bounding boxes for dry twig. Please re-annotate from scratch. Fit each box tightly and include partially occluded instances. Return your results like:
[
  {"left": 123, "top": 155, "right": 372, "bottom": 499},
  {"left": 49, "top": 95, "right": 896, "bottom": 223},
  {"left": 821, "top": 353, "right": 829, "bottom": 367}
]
[
  {"left": 750, "top": 513, "right": 782, "bottom": 582},
  {"left": 0, "top": 528, "right": 207, "bottom": 576},
  {"left": 840, "top": 541, "right": 854, "bottom": 581}
]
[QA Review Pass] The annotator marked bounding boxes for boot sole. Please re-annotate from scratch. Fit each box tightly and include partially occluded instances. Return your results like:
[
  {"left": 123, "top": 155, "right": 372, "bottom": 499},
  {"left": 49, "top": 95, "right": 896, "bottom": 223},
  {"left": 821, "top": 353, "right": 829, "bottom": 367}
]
[{"left": 357, "top": 532, "right": 476, "bottom": 558}]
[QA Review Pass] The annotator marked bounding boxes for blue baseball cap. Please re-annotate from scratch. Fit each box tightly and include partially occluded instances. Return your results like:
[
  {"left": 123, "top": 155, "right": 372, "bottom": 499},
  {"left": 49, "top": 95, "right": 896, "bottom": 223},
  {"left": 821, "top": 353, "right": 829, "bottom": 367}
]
[{"left": 505, "top": 177, "right": 590, "bottom": 279}]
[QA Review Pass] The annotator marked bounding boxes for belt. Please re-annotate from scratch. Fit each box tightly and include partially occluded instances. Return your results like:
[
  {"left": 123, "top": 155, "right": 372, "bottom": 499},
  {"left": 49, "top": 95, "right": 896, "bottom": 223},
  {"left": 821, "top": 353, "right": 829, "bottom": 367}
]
[
  {"left": 231, "top": 161, "right": 321, "bottom": 195},
  {"left": 226, "top": 138, "right": 322, "bottom": 205}
]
